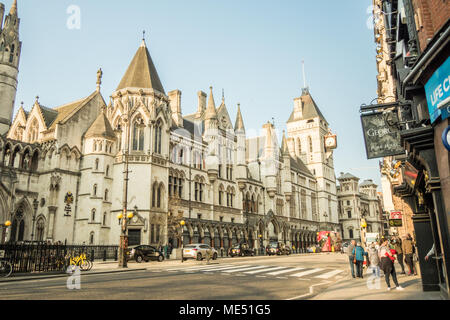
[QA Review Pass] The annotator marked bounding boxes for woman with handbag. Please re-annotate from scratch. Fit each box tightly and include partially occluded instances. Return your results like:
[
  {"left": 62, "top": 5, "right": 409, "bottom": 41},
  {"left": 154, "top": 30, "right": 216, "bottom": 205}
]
[{"left": 379, "top": 239, "right": 404, "bottom": 291}]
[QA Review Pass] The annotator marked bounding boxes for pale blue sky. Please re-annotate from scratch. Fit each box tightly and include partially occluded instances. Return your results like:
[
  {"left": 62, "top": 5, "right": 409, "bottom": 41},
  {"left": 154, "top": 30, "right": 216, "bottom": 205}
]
[{"left": 8, "top": 0, "right": 380, "bottom": 186}]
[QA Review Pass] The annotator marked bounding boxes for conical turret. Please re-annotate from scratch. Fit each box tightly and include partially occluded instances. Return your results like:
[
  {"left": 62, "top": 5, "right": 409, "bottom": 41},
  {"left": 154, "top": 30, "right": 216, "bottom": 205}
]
[{"left": 235, "top": 103, "right": 245, "bottom": 134}]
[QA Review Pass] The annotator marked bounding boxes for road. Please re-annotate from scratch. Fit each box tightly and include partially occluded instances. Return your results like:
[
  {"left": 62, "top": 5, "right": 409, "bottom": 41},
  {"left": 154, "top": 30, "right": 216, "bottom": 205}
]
[{"left": 0, "top": 253, "right": 350, "bottom": 300}]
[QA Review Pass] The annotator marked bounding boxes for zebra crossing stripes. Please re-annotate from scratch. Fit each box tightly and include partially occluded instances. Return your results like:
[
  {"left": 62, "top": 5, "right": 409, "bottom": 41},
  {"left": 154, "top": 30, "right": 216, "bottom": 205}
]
[
  {"left": 265, "top": 267, "right": 305, "bottom": 276},
  {"left": 201, "top": 265, "right": 253, "bottom": 272},
  {"left": 244, "top": 266, "right": 287, "bottom": 275},
  {"left": 290, "top": 268, "right": 324, "bottom": 278},
  {"left": 222, "top": 266, "right": 268, "bottom": 273},
  {"left": 166, "top": 264, "right": 234, "bottom": 272},
  {"left": 314, "top": 269, "right": 344, "bottom": 279}
]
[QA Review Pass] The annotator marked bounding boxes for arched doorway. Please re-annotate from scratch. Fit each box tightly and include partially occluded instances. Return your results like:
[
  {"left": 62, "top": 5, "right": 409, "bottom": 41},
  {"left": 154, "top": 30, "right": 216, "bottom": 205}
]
[
  {"left": 10, "top": 204, "right": 28, "bottom": 242},
  {"left": 268, "top": 220, "right": 278, "bottom": 242}
]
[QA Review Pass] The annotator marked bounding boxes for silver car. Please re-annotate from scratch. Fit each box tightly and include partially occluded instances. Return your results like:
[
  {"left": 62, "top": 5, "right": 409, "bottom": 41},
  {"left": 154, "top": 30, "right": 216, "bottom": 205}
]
[{"left": 182, "top": 244, "right": 218, "bottom": 261}]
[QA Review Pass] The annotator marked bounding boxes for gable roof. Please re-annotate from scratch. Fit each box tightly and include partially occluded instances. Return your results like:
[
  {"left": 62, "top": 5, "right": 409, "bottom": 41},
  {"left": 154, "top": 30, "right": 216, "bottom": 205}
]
[
  {"left": 49, "top": 91, "right": 101, "bottom": 130},
  {"left": 85, "top": 110, "right": 116, "bottom": 140},
  {"left": 38, "top": 105, "right": 58, "bottom": 128},
  {"left": 287, "top": 88, "right": 328, "bottom": 124},
  {"left": 290, "top": 157, "right": 314, "bottom": 177},
  {"left": 116, "top": 40, "right": 165, "bottom": 94},
  {"left": 338, "top": 172, "right": 359, "bottom": 180}
]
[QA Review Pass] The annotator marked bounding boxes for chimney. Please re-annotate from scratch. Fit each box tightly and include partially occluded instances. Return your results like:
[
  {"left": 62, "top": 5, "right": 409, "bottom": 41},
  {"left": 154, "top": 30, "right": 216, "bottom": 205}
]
[
  {"left": 168, "top": 89, "right": 183, "bottom": 127},
  {"left": 197, "top": 91, "right": 206, "bottom": 115}
]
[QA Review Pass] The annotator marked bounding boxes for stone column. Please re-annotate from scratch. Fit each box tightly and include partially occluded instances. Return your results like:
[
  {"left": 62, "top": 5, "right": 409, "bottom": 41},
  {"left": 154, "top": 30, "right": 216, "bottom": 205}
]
[{"left": 47, "top": 206, "right": 57, "bottom": 241}]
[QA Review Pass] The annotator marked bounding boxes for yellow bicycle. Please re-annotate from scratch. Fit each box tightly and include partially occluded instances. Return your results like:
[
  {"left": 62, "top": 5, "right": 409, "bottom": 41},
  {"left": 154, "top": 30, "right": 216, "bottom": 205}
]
[{"left": 69, "top": 253, "right": 93, "bottom": 271}]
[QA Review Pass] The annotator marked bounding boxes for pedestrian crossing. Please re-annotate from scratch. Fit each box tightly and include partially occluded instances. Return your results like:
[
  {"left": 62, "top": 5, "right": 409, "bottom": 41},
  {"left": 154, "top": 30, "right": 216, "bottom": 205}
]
[{"left": 161, "top": 264, "right": 344, "bottom": 280}]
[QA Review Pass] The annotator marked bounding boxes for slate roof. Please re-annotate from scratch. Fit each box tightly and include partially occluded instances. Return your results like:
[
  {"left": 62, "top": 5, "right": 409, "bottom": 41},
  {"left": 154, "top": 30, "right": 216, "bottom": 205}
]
[
  {"left": 85, "top": 111, "right": 116, "bottom": 140},
  {"left": 338, "top": 172, "right": 359, "bottom": 180},
  {"left": 287, "top": 88, "right": 328, "bottom": 124},
  {"left": 116, "top": 40, "right": 165, "bottom": 94}
]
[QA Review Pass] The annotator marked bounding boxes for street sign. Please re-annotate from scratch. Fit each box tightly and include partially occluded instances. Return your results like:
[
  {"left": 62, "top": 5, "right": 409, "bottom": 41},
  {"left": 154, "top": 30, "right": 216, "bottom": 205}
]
[
  {"left": 390, "top": 211, "right": 403, "bottom": 220},
  {"left": 442, "top": 125, "right": 450, "bottom": 152},
  {"left": 425, "top": 56, "right": 450, "bottom": 123},
  {"left": 389, "top": 220, "right": 403, "bottom": 227},
  {"left": 360, "top": 111, "right": 405, "bottom": 159}
]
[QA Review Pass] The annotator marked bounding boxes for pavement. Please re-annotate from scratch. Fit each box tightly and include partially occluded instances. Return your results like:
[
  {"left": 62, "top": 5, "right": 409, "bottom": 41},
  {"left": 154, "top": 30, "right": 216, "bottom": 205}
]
[
  {"left": 0, "top": 253, "right": 444, "bottom": 300},
  {"left": 311, "top": 263, "right": 443, "bottom": 300}
]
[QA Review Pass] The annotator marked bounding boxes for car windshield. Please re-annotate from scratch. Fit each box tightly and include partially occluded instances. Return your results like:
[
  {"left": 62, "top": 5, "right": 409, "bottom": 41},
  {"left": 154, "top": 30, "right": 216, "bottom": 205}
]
[
  {"left": 269, "top": 243, "right": 278, "bottom": 248},
  {"left": 184, "top": 245, "right": 197, "bottom": 249}
]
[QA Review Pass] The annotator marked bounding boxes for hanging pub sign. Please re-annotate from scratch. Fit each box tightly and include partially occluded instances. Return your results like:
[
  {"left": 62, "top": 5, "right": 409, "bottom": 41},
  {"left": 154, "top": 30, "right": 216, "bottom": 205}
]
[
  {"left": 389, "top": 211, "right": 403, "bottom": 227},
  {"left": 360, "top": 111, "right": 405, "bottom": 159}
]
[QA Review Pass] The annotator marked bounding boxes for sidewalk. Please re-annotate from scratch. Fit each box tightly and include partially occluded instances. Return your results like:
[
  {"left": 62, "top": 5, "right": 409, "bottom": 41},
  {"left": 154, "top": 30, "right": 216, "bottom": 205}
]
[{"left": 311, "top": 270, "right": 443, "bottom": 300}]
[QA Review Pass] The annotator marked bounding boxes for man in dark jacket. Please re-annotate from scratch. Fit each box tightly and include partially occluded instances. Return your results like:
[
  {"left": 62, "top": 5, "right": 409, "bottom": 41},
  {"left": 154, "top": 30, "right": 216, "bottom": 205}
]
[
  {"left": 402, "top": 234, "right": 417, "bottom": 276},
  {"left": 348, "top": 240, "right": 356, "bottom": 278},
  {"left": 392, "top": 236, "right": 406, "bottom": 274}
]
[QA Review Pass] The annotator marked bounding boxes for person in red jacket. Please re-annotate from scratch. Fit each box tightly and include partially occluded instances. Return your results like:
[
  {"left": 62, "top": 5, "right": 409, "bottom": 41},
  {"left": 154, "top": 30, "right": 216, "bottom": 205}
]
[{"left": 379, "top": 239, "right": 404, "bottom": 291}]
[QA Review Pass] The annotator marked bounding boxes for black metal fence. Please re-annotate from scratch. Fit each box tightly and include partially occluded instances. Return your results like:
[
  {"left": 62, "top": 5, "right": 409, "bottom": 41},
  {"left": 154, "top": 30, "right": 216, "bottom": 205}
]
[{"left": 0, "top": 242, "right": 119, "bottom": 274}]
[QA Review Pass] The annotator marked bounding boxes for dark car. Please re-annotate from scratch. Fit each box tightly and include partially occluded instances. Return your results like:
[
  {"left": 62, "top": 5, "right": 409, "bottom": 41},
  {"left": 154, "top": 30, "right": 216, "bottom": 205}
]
[
  {"left": 278, "top": 245, "right": 291, "bottom": 256},
  {"left": 229, "top": 243, "right": 255, "bottom": 257},
  {"left": 127, "top": 245, "right": 164, "bottom": 263},
  {"left": 266, "top": 242, "right": 278, "bottom": 256}
]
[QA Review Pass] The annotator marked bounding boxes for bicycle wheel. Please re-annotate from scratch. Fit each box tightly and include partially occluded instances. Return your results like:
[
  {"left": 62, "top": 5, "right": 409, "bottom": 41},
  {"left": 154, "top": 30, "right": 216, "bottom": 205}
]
[
  {"left": 0, "top": 261, "right": 13, "bottom": 278},
  {"left": 87, "top": 260, "right": 93, "bottom": 271},
  {"left": 79, "top": 259, "right": 90, "bottom": 271}
]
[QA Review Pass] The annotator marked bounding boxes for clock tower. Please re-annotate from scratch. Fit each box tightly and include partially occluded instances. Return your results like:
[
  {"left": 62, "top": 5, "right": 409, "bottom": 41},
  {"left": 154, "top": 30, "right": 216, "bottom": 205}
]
[{"left": 286, "top": 87, "right": 339, "bottom": 231}]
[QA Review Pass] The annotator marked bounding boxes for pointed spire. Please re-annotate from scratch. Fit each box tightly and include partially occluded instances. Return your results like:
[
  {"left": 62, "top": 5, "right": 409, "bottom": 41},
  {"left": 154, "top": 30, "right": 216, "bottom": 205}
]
[
  {"left": 281, "top": 131, "right": 289, "bottom": 156},
  {"left": 235, "top": 103, "right": 245, "bottom": 133},
  {"left": 116, "top": 39, "right": 165, "bottom": 94},
  {"left": 205, "top": 86, "right": 218, "bottom": 120},
  {"left": 10, "top": 0, "right": 17, "bottom": 15}
]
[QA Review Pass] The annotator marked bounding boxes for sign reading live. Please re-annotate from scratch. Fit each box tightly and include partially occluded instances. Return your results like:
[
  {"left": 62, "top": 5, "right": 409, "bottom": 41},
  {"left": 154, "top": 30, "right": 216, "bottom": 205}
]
[
  {"left": 389, "top": 211, "right": 403, "bottom": 227},
  {"left": 361, "top": 112, "right": 405, "bottom": 159},
  {"left": 425, "top": 56, "right": 450, "bottom": 123},
  {"left": 390, "top": 211, "right": 403, "bottom": 220}
]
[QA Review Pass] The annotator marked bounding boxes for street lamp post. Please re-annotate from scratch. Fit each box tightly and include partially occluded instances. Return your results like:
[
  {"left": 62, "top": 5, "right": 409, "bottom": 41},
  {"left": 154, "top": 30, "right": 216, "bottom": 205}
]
[
  {"left": 31, "top": 199, "right": 39, "bottom": 242},
  {"left": 1, "top": 221, "right": 12, "bottom": 244},
  {"left": 118, "top": 104, "right": 133, "bottom": 268}
]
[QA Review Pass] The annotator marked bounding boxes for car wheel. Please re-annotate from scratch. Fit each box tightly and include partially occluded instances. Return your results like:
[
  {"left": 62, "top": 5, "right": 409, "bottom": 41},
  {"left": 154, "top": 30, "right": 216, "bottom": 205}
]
[
  {"left": 213, "top": 253, "right": 217, "bottom": 260},
  {"left": 136, "top": 255, "right": 143, "bottom": 263},
  {"left": 158, "top": 255, "right": 164, "bottom": 262},
  {"left": 196, "top": 253, "right": 202, "bottom": 261}
]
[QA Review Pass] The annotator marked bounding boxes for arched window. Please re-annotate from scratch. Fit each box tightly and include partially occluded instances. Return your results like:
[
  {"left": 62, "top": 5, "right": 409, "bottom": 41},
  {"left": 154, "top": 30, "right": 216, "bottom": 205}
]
[
  {"left": 132, "top": 117, "right": 145, "bottom": 151},
  {"left": 152, "top": 183, "right": 162, "bottom": 208},
  {"left": 308, "top": 136, "right": 313, "bottom": 153},
  {"left": 36, "top": 218, "right": 45, "bottom": 241},
  {"left": 93, "top": 184, "right": 97, "bottom": 196},
  {"left": 348, "top": 228, "right": 354, "bottom": 239},
  {"left": 104, "top": 189, "right": 109, "bottom": 201},
  {"left": 219, "top": 186, "right": 224, "bottom": 206},
  {"left": 95, "top": 158, "right": 99, "bottom": 170},
  {"left": 91, "top": 209, "right": 96, "bottom": 222},
  {"left": 297, "top": 138, "right": 302, "bottom": 155},
  {"left": 9, "top": 44, "right": 14, "bottom": 63},
  {"left": 106, "top": 165, "right": 110, "bottom": 177},
  {"left": 89, "top": 232, "right": 95, "bottom": 245},
  {"left": 154, "top": 121, "right": 162, "bottom": 154},
  {"left": 103, "top": 212, "right": 107, "bottom": 226}
]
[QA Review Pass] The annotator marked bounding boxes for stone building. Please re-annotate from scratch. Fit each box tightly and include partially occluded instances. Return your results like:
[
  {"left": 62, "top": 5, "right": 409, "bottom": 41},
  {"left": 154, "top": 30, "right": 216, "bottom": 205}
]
[
  {"left": 337, "top": 173, "right": 384, "bottom": 243},
  {"left": 0, "top": 1, "right": 340, "bottom": 252}
]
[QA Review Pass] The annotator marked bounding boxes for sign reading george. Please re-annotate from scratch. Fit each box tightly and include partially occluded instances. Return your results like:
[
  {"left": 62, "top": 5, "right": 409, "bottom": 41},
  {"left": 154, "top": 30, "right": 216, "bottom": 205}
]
[
  {"left": 425, "top": 56, "right": 450, "bottom": 123},
  {"left": 360, "top": 112, "right": 405, "bottom": 159}
]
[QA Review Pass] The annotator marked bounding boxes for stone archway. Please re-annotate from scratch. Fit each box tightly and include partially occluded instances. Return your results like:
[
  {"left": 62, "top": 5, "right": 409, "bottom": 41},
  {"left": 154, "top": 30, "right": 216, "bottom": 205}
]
[
  {"left": 267, "top": 220, "right": 279, "bottom": 242},
  {"left": 9, "top": 200, "right": 32, "bottom": 242}
]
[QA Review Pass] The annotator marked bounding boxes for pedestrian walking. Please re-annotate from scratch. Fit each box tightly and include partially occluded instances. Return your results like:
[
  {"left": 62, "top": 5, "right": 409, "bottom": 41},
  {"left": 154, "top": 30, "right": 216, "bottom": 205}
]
[
  {"left": 206, "top": 246, "right": 212, "bottom": 264},
  {"left": 352, "top": 242, "right": 367, "bottom": 278},
  {"left": 163, "top": 244, "right": 168, "bottom": 259},
  {"left": 402, "top": 234, "right": 417, "bottom": 276},
  {"left": 368, "top": 242, "right": 380, "bottom": 277},
  {"left": 379, "top": 239, "right": 404, "bottom": 291},
  {"left": 392, "top": 236, "right": 406, "bottom": 274},
  {"left": 348, "top": 240, "right": 356, "bottom": 278}
]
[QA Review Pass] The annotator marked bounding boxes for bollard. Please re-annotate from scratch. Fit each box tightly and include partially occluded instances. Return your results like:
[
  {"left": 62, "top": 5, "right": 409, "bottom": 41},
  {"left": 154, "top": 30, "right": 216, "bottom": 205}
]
[
  {"left": 114, "top": 249, "right": 118, "bottom": 261},
  {"left": 91, "top": 250, "right": 95, "bottom": 262},
  {"left": 103, "top": 249, "right": 107, "bottom": 262}
]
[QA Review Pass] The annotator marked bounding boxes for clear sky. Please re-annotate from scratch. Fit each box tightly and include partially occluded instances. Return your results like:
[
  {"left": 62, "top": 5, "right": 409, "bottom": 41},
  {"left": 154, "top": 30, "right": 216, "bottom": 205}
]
[{"left": 8, "top": 0, "right": 381, "bottom": 187}]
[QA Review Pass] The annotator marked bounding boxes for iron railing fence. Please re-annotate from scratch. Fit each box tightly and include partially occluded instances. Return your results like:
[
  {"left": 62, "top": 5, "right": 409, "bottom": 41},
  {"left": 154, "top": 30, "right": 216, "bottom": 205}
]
[{"left": 0, "top": 242, "right": 119, "bottom": 274}]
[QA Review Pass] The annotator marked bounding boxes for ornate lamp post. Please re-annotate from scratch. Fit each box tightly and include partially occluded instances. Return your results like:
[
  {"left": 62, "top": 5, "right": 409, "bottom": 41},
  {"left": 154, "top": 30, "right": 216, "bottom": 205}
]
[
  {"left": 1, "top": 220, "right": 12, "bottom": 244},
  {"left": 31, "top": 199, "right": 39, "bottom": 241}
]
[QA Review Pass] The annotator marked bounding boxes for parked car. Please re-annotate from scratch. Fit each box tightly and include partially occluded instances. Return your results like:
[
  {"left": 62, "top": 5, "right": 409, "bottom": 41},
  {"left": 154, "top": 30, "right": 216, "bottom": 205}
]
[
  {"left": 278, "top": 245, "right": 291, "bottom": 256},
  {"left": 182, "top": 244, "right": 218, "bottom": 261},
  {"left": 127, "top": 245, "right": 164, "bottom": 263},
  {"left": 341, "top": 242, "right": 350, "bottom": 254},
  {"left": 266, "top": 242, "right": 278, "bottom": 256},
  {"left": 229, "top": 243, "right": 255, "bottom": 257}
]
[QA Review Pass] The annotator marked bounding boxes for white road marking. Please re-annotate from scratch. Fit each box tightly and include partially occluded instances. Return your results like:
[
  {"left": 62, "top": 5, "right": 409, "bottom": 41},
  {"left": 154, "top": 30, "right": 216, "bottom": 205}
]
[
  {"left": 202, "top": 265, "right": 253, "bottom": 272},
  {"left": 222, "top": 266, "right": 268, "bottom": 273},
  {"left": 286, "top": 281, "right": 331, "bottom": 300},
  {"left": 291, "top": 268, "right": 324, "bottom": 278},
  {"left": 256, "top": 275, "right": 267, "bottom": 278},
  {"left": 166, "top": 264, "right": 233, "bottom": 271},
  {"left": 266, "top": 267, "right": 305, "bottom": 276},
  {"left": 276, "top": 277, "right": 288, "bottom": 279},
  {"left": 315, "top": 269, "right": 344, "bottom": 279},
  {"left": 243, "top": 266, "right": 287, "bottom": 275}
]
